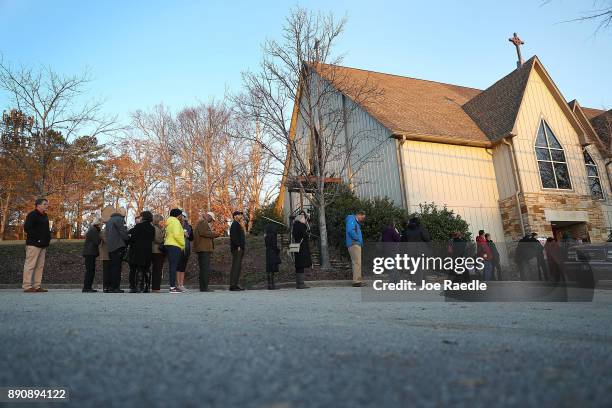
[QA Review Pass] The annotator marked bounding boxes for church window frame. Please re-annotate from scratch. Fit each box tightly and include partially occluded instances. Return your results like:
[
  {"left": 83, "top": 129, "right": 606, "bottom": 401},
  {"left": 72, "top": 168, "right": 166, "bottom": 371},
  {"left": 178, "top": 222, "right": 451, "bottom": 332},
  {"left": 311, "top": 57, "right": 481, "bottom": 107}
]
[
  {"left": 583, "top": 148, "right": 605, "bottom": 200},
  {"left": 534, "top": 119, "right": 572, "bottom": 191}
]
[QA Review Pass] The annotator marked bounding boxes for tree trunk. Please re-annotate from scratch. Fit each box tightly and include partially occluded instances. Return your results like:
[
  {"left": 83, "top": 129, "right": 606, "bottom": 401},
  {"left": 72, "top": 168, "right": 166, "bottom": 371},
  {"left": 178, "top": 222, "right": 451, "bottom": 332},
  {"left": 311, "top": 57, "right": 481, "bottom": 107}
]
[
  {"left": 0, "top": 191, "right": 11, "bottom": 241},
  {"left": 316, "top": 193, "right": 332, "bottom": 269}
]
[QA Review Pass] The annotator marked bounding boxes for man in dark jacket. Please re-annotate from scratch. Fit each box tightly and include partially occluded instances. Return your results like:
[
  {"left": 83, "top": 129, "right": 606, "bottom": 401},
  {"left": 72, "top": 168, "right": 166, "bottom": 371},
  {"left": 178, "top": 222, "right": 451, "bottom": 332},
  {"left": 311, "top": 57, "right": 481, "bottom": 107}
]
[
  {"left": 82, "top": 219, "right": 102, "bottom": 292},
  {"left": 229, "top": 210, "right": 246, "bottom": 291},
  {"left": 127, "top": 211, "right": 155, "bottom": 293},
  {"left": 105, "top": 207, "right": 129, "bottom": 293},
  {"left": 22, "top": 198, "right": 52, "bottom": 293}
]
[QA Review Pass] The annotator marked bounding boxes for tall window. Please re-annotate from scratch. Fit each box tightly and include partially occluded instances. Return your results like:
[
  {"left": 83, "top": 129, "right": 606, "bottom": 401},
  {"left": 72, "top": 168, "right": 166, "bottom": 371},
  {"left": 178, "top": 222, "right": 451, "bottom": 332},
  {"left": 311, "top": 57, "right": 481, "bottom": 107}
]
[
  {"left": 583, "top": 149, "right": 604, "bottom": 200},
  {"left": 535, "top": 120, "right": 572, "bottom": 190}
]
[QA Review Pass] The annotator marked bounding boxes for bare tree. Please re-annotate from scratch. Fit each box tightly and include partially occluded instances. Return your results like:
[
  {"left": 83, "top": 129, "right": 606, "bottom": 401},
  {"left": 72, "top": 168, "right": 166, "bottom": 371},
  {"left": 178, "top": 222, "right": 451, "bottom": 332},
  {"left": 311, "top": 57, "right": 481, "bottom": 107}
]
[
  {"left": 0, "top": 60, "right": 118, "bottom": 196},
  {"left": 234, "top": 6, "right": 384, "bottom": 268}
]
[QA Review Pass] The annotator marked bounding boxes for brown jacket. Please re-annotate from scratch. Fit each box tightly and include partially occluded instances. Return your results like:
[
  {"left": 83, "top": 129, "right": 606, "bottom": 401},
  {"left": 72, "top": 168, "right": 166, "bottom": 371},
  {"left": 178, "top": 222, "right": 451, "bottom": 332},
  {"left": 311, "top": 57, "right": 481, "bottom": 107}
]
[
  {"left": 193, "top": 219, "right": 216, "bottom": 253},
  {"left": 152, "top": 224, "right": 165, "bottom": 254}
]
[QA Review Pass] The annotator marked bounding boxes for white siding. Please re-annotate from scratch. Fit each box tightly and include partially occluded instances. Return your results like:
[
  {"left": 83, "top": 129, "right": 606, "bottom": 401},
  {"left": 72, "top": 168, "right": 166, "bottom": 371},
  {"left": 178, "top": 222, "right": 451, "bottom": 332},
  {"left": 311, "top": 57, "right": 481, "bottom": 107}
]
[
  {"left": 513, "top": 69, "right": 589, "bottom": 195},
  {"left": 491, "top": 143, "right": 516, "bottom": 199},
  {"left": 401, "top": 140, "right": 506, "bottom": 245}
]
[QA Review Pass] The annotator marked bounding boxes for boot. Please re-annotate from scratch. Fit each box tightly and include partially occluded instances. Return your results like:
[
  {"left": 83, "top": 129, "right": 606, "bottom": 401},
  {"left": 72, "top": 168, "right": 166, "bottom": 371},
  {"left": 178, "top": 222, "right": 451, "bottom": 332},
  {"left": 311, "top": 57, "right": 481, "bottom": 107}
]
[
  {"left": 267, "top": 271, "right": 276, "bottom": 290},
  {"left": 137, "top": 269, "right": 144, "bottom": 293},
  {"left": 143, "top": 269, "right": 151, "bottom": 293},
  {"left": 296, "top": 272, "right": 308, "bottom": 289}
]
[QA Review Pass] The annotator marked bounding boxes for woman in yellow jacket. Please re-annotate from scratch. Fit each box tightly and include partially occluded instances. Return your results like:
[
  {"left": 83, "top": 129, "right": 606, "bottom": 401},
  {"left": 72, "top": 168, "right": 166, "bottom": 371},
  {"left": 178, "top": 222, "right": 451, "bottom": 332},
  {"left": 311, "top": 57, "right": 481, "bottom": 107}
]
[{"left": 164, "top": 208, "right": 185, "bottom": 293}]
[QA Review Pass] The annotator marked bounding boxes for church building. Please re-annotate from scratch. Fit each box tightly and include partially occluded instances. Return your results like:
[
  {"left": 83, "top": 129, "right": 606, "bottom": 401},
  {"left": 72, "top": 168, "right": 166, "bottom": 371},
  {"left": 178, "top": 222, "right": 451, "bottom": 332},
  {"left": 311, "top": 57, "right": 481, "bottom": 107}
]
[{"left": 278, "top": 35, "right": 612, "bottom": 248}]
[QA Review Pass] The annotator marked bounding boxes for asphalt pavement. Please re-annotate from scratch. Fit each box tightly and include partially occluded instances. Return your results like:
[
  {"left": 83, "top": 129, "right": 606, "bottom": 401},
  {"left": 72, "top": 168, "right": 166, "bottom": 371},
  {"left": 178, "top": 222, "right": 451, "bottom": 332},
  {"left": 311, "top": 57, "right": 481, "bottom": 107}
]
[{"left": 1, "top": 287, "right": 611, "bottom": 408}]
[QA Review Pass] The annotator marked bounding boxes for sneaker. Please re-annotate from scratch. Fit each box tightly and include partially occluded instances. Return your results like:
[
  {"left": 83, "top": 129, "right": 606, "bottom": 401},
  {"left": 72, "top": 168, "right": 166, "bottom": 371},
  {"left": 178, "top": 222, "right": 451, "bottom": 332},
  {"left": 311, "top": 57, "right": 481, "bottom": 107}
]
[
  {"left": 169, "top": 287, "right": 182, "bottom": 293},
  {"left": 179, "top": 285, "right": 188, "bottom": 292}
]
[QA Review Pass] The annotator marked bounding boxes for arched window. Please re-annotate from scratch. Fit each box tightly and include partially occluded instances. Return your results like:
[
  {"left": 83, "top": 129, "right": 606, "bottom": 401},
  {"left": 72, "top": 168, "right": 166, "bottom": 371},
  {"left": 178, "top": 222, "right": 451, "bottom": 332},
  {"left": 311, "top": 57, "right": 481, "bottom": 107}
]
[
  {"left": 535, "top": 120, "right": 572, "bottom": 190},
  {"left": 583, "top": 149, "right": 604, "bottom": 200}
]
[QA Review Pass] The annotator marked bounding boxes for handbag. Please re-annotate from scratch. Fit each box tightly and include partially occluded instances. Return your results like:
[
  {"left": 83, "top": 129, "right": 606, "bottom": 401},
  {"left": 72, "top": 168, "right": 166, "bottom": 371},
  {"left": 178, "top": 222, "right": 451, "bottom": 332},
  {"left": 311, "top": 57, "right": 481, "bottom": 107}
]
[{"left": 288, "top": 240, "right": 302, "bottom": 253}]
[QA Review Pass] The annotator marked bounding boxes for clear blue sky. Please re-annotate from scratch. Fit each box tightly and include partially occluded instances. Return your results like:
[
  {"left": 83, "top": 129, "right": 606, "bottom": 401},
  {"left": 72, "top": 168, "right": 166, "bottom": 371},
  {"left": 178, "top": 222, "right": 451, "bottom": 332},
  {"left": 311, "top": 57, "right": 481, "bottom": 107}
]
[{"left": 1, "top": 0, "right": 611, "bottom": 133}]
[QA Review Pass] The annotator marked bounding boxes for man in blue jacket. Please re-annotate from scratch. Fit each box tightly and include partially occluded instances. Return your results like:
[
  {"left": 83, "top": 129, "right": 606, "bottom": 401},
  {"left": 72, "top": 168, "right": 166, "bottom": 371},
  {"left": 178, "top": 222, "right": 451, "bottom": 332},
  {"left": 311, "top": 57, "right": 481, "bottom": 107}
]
[{"left": 345, "top": 211, "right": 366, "bottom": 287}]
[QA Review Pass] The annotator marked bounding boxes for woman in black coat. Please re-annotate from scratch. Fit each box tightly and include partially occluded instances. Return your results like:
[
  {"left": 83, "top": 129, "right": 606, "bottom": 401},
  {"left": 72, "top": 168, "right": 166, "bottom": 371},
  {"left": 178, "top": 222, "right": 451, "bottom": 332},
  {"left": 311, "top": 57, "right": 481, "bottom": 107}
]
[
  {"left": 128, "top": 211, "right": 156, "bottom": 292},
  {"left": 292, "top": 214, "right": 311, "bottom": 289},
  {"left": 264, "top": 223, "right": 281, "bottom": 290}
]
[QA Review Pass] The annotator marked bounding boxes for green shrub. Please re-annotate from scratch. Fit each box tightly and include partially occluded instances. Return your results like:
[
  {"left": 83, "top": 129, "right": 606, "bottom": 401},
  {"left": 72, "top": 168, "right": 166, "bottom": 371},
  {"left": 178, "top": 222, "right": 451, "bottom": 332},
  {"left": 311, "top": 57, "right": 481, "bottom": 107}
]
[
  {"left": 408, "top": 203, "right": 472, "bottom": 242},
  {"left": 250, "top": 202, "right": 287, "bottom": 236},
  {"left": 309, "top": 185, "right": 472, "bottom": 247}
]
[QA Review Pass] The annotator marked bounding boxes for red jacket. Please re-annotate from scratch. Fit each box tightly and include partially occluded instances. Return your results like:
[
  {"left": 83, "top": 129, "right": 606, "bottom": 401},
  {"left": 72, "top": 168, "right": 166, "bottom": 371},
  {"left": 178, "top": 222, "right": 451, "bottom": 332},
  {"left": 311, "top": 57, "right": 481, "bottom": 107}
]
[{"left": 476, "top": 235, "right": 493, "bottom": 261}]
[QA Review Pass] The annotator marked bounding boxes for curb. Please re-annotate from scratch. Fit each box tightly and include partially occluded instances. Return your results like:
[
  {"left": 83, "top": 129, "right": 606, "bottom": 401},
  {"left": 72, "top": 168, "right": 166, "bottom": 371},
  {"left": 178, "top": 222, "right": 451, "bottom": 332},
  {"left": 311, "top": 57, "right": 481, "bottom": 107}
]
[{"left": 0, "top": 280, "right": 356, "bottom": 291}]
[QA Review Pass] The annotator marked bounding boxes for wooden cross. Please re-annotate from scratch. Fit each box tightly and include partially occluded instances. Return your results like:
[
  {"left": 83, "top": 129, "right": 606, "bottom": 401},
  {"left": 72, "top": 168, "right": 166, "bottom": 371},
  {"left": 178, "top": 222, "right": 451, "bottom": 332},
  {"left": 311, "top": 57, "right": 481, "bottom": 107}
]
[{"left": 508, "top": 32, "right": 524, "bottom": 68}]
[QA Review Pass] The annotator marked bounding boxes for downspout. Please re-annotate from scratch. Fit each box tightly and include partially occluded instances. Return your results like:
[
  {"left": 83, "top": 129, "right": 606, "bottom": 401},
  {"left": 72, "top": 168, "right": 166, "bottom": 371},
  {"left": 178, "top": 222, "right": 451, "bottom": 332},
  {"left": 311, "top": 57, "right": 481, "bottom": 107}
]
[
  {"left": 395, "top": 135, "right": 410, "bottom": 211},
  {"left": 502, "top": 136, "right": 526, "bottom": 237}
]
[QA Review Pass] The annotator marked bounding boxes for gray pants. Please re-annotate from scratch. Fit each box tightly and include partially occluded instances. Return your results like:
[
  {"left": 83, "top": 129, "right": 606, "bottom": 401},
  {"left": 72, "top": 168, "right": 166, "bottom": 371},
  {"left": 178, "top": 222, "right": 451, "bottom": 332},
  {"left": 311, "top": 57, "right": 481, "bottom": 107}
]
[
  {"left": 230, "top": 250, "right": 244, "bottom": 288},
  {"left": 198, "top": 251, "right": 211, "bottom": 290}
]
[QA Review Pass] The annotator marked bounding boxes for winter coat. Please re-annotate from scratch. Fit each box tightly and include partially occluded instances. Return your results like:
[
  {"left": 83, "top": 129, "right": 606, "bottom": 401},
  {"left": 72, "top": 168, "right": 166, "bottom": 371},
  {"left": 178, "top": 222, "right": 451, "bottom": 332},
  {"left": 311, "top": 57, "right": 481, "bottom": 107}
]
[
  {"left": 345, "top": 215, "right": 363, "bottom": 247},
  {"left": 230, "top": 220, "right": 245, "bottom": 252},
  {"left": 99, "top": 228, "right": 110, "bottom": 261},
  {"left": 105, "top": 213, "right": 129, "bottom": 253},
  {"left": 24, "top": 209, "right": 51, "bottom": 248},
  {"left": 400, "top": 221, "right": 431, "bottom": 242},
  {"left": 265, "top": 224, "right": 281, "bottom": 273},
  {"left": 381, "top": 225, "right": 401, "bottom": 242},
  {"left": 476, "top": 235, "right": 493, "bottom": 261},
  {"left": 164, "top": 216, "right": 185, "bottom": 250},
  {"left": 292, "top": 221, "right": 312, "bottom": 269},
  {"left": 151, "top": 224, "right": 165, "bottom": 254},
  {"left": 128, "top": 221, "right": 156, "bottom": 266},
  {"left": 82, "top": 226, "right": 101, "bottom": 257},
  {"left": 194, "top": 219, "right": 215, "bottom": 253}
]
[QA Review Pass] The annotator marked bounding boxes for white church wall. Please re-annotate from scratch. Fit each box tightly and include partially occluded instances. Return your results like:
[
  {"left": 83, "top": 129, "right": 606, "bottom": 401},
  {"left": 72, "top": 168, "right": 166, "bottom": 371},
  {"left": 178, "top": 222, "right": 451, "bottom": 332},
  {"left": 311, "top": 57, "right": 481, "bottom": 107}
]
[
  {"left": 491, "top": 143, "right": 516, "bottom": 200},
  {"left": 513, "top": 68, "right": 590, "bottom": 196},
  {"left": 401, "top": 140, "right": 507, "bottom": 259}
]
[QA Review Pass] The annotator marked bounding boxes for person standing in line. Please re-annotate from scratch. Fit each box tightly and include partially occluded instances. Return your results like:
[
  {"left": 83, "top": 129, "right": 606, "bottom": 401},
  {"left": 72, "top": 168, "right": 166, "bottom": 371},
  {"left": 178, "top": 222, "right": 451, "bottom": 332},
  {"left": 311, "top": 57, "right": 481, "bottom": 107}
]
[
  {"left": 476, "top": 230, "right": 494, "bottom": 280},
  {"left": 229, "top": 210, "right": 246, "bottom": 291},
  {"left": 151, "top": 214, "right": 166, "bottom": 293},
  {"left": 106, "top": 207, "right": 129, "bottom": 293},
  {"left": 99, "top": 206, "right": 115, "bottom": 293},
  {"left": 82, "top": 219, "right": 102, "bottom": 292},
  {"left": 485, "top": 233, "right": 502, "bottom": 281},
  {"left": 176, "top": 214, "right": 194, "bottom": 292},
  {"left": 345, "top": 211, "right": 365, "bottom": 287},
  {"left": 128, "top": 211, "right": 156, "bottom": 293},
  {"left": 264, "top": 223, "right": 281, "bottom": 290},
  {"left": 292, "top": 213, "right": 311, "bottom": 289},
  {"left": 448, "top": 231, "right": 470, "bottom": 283},
  {"left": 128, "top": 215, "right": 143, "bottom": 293},
  {"left": 194, "top": 211, "right": 217, "bottom": 292},
  {"left": 164, "top": 208, "right": 185, "bottom": 293},
  {"left": 22, "top": 198, "right": 51, "bottom": 293}
]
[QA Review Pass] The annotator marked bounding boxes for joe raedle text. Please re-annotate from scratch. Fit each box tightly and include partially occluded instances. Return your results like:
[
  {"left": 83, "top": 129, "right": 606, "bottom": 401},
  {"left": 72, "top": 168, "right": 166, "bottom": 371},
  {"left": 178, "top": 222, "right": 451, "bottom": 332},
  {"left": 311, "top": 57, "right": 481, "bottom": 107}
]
[{"left": 372, "top": 279, "right": 487, "bottom": 291}]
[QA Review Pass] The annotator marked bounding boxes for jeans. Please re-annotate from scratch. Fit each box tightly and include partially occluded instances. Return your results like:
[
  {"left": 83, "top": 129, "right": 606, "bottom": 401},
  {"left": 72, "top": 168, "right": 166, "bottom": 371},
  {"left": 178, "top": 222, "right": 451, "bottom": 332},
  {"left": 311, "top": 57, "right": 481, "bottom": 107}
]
[
  {"left": 197, "top": 251, "right": 211, "bottom": 290},
  {"left": 483, "top": 261, "right": 493, "bottom": 281},
  {"left": 166, "top": 246, "right": 182, "bottom": 288},
  {"left": 83, "top": 255, "right": 97, "bottom": 290}
]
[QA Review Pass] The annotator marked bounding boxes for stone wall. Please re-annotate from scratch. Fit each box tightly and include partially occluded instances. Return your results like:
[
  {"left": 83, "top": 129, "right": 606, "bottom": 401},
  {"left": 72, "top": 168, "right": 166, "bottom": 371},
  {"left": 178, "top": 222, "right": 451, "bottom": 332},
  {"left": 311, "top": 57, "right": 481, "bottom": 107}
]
[{"left": 498, "top": 192, "right": 609, "bottom": 243}]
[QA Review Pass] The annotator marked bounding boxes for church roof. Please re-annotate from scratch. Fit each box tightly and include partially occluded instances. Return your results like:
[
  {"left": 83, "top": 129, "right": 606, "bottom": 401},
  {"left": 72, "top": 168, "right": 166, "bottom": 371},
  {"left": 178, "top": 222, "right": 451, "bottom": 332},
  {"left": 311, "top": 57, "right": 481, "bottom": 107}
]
[
  {"left": 314, "top": 63, "right": 488, "bottom": 146},
  {"left": 462, "top": 56, "right": 534, "bottom": 143},
  {"left": 313, "top": 57, "right": 602, "bottom": 150},
  {"left": 590, "top": 110, "right": 612, "bottom": 153}
]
